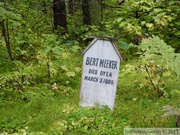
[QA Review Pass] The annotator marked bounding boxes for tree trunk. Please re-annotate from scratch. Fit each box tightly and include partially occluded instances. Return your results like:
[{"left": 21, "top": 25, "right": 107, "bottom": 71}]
[
  {"left": 68, "top": 0, "right": 74, "bottom": 14},
  {"left": 82, "top": 0, "right": 91, "bottom": 25},
  {"left": 1, "top": 0, "right": 13, "bottom": 61},
  {"left": 53, "top": 0, "right": 67, "bottom": 32}
]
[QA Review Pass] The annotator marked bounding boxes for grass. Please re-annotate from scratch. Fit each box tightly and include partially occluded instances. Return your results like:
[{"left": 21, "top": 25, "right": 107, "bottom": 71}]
[{"left": 0, "top": 60, "right": 179, "bottom": 134}]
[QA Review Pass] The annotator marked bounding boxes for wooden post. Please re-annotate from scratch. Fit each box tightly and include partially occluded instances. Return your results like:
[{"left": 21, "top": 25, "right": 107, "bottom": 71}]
[{"left": 80, "top": 36, "right": 123, "bottom": 111}]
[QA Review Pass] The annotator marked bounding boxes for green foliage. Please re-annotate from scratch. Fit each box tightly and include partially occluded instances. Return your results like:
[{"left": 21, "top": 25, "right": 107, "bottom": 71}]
[
  {"left": 137, "top": 36, "right": 180, "bottom": 97},
  {"left": 103, "top": 0, "right": 180, "bottom": 51},
  {"left": 1, "top": 61, "right": 179, "bottom": 134},
  {"left": 49, "top": 107, "right": 122, "bottom": 134},
  {"left": 1, "top": 58, "right": 179, "bottom": 134},
  {"left": 0, "top": 0, "right": 179, "bottom": 134},
  {"left": 139, "top": 36, "right": 179, "bottom": 76}
]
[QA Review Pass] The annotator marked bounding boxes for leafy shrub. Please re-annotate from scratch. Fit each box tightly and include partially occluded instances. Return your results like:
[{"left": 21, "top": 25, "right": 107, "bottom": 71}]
[
  {"left": 49, "top": 107, "right": 123, "bottom": 135},
  {"left": 137, "top": 36, "right": 180, "bottom": 97}
]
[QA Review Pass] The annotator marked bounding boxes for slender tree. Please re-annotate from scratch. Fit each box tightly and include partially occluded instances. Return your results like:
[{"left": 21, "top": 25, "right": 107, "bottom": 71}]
[
  {"left": 82, "top": 0, "right": 91, "bottom": 25},
  {"left": 53, "top": 0, "right": 67, "bottom": 32},
  {"left": 68, "top": 0, "right": 74, "bottom": 14},
  {"left": 1, "top": 0, "right": 13, "bottom": 60}
]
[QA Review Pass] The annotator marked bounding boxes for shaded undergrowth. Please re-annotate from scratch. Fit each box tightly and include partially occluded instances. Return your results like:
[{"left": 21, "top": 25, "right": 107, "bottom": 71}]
[{"left": 0, "top": 60, "right": 179, "bottom": 134}]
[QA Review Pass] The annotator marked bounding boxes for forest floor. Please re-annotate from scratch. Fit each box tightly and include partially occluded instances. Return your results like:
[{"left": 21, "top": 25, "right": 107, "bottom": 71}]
[{"left": 0, "top": 60, "right": 179, "bottom": 135}]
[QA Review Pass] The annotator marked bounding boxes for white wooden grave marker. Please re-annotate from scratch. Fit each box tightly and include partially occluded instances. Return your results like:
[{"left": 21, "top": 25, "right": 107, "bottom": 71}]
[{"left": 80, "top": 35, "right": 123, "bottom": 111}]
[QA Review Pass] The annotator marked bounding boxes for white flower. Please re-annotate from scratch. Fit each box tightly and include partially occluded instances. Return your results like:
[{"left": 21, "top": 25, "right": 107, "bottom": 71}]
[
  {"left": 65, "top": 81, "right": 70, "bottom": 85},
  {"left": 62, "top": 53, "right": 68, "bottom": 59},
  {"left": 66, "top": 72, "right": 75, "bottom": 77},
  {"left": 61, "top": 65, "right": 68, "bottom": 71},
  {"left": 132, "top": 98, "right": 137, "bottom": 101},
  {"left": 75, "top": 67, "right": 81, "bottom": 72}
]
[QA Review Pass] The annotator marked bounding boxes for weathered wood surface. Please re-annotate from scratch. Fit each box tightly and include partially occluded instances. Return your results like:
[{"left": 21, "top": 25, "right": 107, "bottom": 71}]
[{"left": 80, "top": 38, "right": 121, "bottom": 111}]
